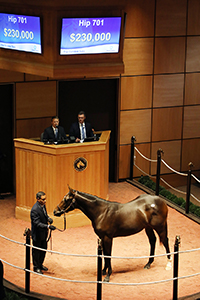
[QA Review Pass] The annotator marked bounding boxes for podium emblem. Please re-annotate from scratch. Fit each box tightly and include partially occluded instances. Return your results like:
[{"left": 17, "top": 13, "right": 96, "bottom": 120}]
[{"left": 74, "top": 157, "right": 87, "bottom": 172}]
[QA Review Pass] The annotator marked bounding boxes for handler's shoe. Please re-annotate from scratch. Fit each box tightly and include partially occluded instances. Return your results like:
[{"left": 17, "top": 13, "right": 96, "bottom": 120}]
[
  {"left": 41, "top": 265, "right": 48, "bottom": 271},
  {"left": 34, "top": 268, "right": 43, "bottom": 274}
]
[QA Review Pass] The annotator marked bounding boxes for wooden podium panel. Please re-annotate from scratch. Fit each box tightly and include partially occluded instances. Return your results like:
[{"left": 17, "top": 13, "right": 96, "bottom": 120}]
[{"left": 14, "top": 131, "right": 110, "bottom": 228}]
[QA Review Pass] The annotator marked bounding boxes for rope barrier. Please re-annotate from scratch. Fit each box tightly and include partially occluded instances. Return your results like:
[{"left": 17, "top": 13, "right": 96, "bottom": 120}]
[
  {"left": 1, "top": 256, "right": 200, "bottom": 286},
  {"left": 190, "top": 193, "right": 200, "bottom": 203},
  {"left": 161, "top": 160, "right": 188, "bottom": 177},
  {"left": 1, "top": 232, "right": 200, "bottom": 260},
  {"left": 192, "top": 174, "right": 200, "bottom": 184},
  {"left": 135, "top": 147, "right": 157, "bottom": 163},
  {"left": 160, "top": 178, "right": 186, "bottom": 195},
  {"left": 134, "top": 147, "right": 200, "bottom": 204}
]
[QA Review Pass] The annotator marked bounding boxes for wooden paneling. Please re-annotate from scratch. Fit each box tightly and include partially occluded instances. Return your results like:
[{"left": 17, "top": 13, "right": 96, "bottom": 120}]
[
  {"left": 119, "top": 143, "right": 151, "bottom": 179},
  {"left": 151, "top": 140, "right": 181, "bottom": 175},
  {"left": 187, "top": 0, "right": 200, "bottom": 35},
  {"left": 183, "top": 106, "right": 200, "bottom": 139},
  {"left": 181, "top": 138, "right": 200, "bottom": 171},
  {"left": 133, "top": 143, "right": 151, "bottom": 178},
  {"left": 123, "top": 38, "right": 154, "bottom": 75},
  {"left": 120, "top": 109, "right": 151, "bottom": 144},
  {"left": 125, "top": 0, "right": 155, "bottom": 38},
  {"left": 185, "top": 73, "right": 200, "bottom": 105},
  {"left": 121, "top": 76, "right": 152, "bottom": 110},
  {"left": 119, "top": 145, "right": 131, "bottom": 179},
  {"left": 0, "top": 69, "right": 24, "bottom": 83},
  {"left": 16, "top": 118, "right": 52, "bottom": 138},
  {"left": 152, "top": 107, "right": 183, "bottom": 141},
  {"left": 154, "top": 37, "right": 185, "bottom": 74},
  {"left": 156, "top": 0, "right": 187, "bottom": 36},
  {"left": 153, "top": 74, "right": 184, "bottom": 107},
  {"left": 16, "top": 81, "right": 57, "bottom": 119},
  {"left": 186, "top": 37, "right": 200, "bottom": 72},
  {"left": 25, "top": 74, "right": 48, "bottom": 81}
]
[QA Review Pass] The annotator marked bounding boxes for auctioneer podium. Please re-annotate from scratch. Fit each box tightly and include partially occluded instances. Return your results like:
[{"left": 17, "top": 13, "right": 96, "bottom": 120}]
[{"left": 14, "top": 131, "right": 110, "bottom": 228}]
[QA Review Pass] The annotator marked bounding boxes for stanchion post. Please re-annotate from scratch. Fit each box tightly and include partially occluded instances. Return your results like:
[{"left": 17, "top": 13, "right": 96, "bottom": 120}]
[
  {"left": 173, "top": 235, "right": 181, "bottom": 300},
  {"left": 0, "top": 260, "right": 5, "bottom": 299},
  {"left": 130, "top": 136, "right": 136, "bottom": 180},
  {"left": 156, "top": 148, "right": 163, "bottom": 196},
  {"left": 186, "top": 162, "right": 193, "bottom": 214},
  {"left": 97, "top": 239, "right": 102, "bottom": 300},
  {"left": 24, "top": 228, "right": 31, "bottom": 294}
]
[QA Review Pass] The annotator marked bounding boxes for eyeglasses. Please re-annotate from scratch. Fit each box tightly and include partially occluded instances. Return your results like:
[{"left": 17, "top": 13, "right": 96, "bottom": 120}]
[{"left": 40, "top": 197, "right": 46, "bottom": 201}]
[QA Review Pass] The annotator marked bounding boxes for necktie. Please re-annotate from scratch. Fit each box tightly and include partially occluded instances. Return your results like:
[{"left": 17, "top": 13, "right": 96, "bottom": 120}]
[
  {"left": 81, "top": 124, "right": 85, "bottom": 139},
  {"left": 55, "top": 128, "right": 58, "bottom": 138}
]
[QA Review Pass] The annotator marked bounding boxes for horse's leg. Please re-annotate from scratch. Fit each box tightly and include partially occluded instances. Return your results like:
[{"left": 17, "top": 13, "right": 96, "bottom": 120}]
[
  {"left": 156, "top": 223, "right": 172, "bottom": 270},
  {"left": 102, "top": 236, "right": 113, "bottom": 282},
  {"left": 144, "top": 226, "right": 156, "bottom": 269}
]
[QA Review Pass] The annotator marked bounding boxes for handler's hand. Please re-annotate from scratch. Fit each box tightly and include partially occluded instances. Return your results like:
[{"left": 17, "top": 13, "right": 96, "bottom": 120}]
[
  {"left": 48, "top": 217, "right": 53, "bottom": 224},
  {"left": 49, "top": 225, "right": 56, "bottom": 230}
]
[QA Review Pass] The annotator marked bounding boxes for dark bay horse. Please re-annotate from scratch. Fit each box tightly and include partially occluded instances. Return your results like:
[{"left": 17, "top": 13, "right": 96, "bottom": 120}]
[{"left": 53, "top": 187, "right": 171, "bottom": 282}]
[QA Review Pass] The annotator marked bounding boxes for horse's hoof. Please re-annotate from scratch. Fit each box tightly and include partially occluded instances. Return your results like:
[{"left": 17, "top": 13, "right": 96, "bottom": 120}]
[
  {"left": 165, "top": 258, "right": 172, "bottom": 270},
  {"left": 103, "top": 275, "right": 110, "bottom": 282},
  {"left": 144, "top": 263, "right": 151, "bottom": 269}
]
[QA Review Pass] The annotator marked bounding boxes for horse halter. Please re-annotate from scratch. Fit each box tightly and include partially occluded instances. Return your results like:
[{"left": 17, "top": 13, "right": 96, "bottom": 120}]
[{"left": 56, "top": 196, "right": 76, "bottom": 214}]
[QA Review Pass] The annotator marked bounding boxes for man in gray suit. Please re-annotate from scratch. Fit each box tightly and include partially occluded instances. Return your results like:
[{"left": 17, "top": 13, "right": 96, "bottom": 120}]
[{"left": 30, "top": 191, "right": 56, "bottom": 274}]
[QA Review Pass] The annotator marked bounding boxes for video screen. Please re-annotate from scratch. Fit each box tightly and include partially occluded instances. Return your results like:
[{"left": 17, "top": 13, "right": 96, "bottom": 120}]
[
  {"left": 60, "top": 17, "right": 121, "bottom": 55},
  {"left": 0, "top": 13, "right": 42, "bottom": 54}
]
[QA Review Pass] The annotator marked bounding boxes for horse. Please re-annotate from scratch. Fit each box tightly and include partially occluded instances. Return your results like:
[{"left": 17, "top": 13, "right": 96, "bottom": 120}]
[{"left": 53, "top": 187, "right": 171, "bottom": 282}]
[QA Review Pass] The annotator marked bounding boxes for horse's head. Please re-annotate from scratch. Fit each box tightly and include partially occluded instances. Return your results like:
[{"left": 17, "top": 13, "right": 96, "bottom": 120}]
[{"left": 53, "top": 186, "right": 76, "bottom": 217}]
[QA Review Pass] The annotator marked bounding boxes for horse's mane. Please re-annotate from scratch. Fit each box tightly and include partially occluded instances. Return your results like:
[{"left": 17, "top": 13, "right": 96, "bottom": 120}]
[
  {"left": 77, "top": 191, "right": 101, "bottom": 201},
  {"left": 77, "top": 191, "right": 120, "bottom": 204}
]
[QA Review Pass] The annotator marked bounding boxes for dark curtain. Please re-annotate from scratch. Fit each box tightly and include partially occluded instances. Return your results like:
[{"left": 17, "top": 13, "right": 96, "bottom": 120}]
[
  {"left": 0, "top": 84, "right": 13, "bottom": 193},
  {"left": 58, "top": 78, "right": 118, "bottom": 182}
]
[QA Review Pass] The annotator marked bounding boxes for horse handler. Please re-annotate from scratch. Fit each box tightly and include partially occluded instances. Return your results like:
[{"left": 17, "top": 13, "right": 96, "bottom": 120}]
[{"left": 30, "top": 191, "right": 56, "bottom": 274}]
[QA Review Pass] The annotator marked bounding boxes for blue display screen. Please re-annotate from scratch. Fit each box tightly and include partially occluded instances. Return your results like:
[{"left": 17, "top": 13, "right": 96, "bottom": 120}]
[
  {"left": 0, "top": 13, "right": 42, "bottom": 54},
  {"left": 60, "top": 17, "right": 121, "bottom": 55}
]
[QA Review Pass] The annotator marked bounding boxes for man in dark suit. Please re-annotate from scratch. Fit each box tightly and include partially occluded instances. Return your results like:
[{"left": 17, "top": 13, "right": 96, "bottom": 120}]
[
  {"left": 30, "top": 191, "right": 56, "bottom": 274},
  {"left": 69, "top": 111, "right": 94, "bottom": 143},
  {"left": 43, "top": 116, "right": 67, "bottom": 143}
]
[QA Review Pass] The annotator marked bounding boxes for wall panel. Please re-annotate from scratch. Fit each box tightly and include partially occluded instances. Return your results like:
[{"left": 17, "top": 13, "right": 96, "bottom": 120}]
[
  {"left": 155, "top": 0, "right": 187, "bottom": 36},
  {"left": 151, "top": 140, "right": 181, "bottom": 175},
  {"left": 16, "top": 81, "right": 57, "bottom": 119},
  {"left": 0, "top": 69, "right": 24, "bottom": 83},
  {"left": 121, "top": 76, "right": 152, "bottom": 110},
  {"left": 133, "top": 143, "right": 151, "bottom": 178},
  {"left": 16, "top": 118, "right": 52, "bottom": 138},
  {"left": 182, "top": 138, "right": 200, "bottom": 171},
  {"left": 25, "top": 74, "right": 48, "bottom": 81},
  {"left": 152, "top": 107, "right": 183, "bottom": 141},
  {"left": 123, "top": 38, "right": 154, "bottom": 75},
  {"left": 186, "top": 37, "right": 200, "bottom": 72},
  {"left": 153, "top": 74, "right": 184, "bottom": 107},
  {"left": 119, "top": 145, "right": 131, "bottom": 179},
  {"left": 187, "top": 0, "right": 200, "bottom": 35},
  {"left": 120, "top": 109, "right": 151, "bottom": 144},
  {"left": 183, "top": 106, "right": 200, "bottom": 139},
  {"left": 125, "top": 0, "right": 155, "bottom": 38},
  {"left": 185, "top": 73, "right": 200, "bottom": 105},
  {"left": 154, "top": 37, "right": 185, "bottom": 74}
]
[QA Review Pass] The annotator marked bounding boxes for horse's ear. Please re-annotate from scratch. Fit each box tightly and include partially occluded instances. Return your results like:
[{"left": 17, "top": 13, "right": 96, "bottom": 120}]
[{"left": 68, "top": 184, "right": 74, "bottom": 194}]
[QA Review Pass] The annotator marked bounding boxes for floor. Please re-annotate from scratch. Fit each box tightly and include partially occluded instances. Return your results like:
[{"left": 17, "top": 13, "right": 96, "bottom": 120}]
[{"left": 1, "top": 181, "right": 200, "bottom": 300}]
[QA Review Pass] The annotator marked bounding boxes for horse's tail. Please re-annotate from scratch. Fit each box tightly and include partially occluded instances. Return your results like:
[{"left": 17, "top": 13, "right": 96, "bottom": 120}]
[{"left": 145, "top": 199, "right": 168, "bottom": 244}]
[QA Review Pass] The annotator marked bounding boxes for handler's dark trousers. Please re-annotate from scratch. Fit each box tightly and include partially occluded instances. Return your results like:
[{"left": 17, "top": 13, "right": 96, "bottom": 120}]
[{"left": 32, "top": 239, "right": 47, "bottom": 270}]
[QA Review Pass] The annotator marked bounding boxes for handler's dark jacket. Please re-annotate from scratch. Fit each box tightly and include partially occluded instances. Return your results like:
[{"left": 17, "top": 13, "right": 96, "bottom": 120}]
[{"left": 31, "top": 201, "right": 49, "bottom": 241}]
